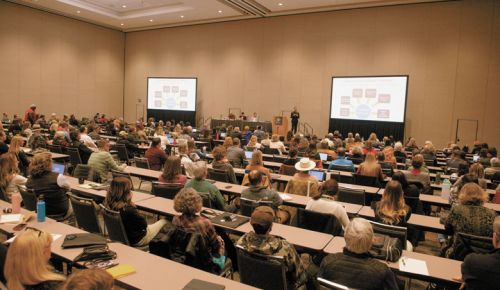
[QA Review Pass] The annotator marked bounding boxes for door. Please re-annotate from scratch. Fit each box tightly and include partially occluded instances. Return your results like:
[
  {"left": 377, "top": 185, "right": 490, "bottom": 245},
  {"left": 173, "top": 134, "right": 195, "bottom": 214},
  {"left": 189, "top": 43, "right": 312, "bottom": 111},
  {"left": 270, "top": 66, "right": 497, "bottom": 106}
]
[{"left": 455, "top": 119, "right": 478, "bottom": 148}]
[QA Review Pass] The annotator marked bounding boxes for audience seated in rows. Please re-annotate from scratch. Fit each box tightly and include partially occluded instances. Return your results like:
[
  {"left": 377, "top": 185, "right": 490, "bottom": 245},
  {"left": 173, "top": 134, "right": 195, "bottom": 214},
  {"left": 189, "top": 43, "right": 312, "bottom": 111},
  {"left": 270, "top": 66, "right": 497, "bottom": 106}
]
[
  {"left": 158, "top": 156, "right": 187, "bottom": 186},
  {"left": 305, "top": 179, "right": 350, "bottom": 229},
  {"left": 87, "top": 139, "right": 126, "bottom": 182}
]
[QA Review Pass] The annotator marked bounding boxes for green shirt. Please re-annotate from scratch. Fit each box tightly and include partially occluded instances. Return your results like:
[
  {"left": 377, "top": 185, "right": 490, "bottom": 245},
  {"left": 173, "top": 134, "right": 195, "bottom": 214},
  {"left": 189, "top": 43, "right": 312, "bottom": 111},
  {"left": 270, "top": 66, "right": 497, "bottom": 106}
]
[
  {"left": 87, "top": 151, "right": 122, "bottom": 182},
  {"left": 184, "top": 179, "right": 226, "bottom": 210}
]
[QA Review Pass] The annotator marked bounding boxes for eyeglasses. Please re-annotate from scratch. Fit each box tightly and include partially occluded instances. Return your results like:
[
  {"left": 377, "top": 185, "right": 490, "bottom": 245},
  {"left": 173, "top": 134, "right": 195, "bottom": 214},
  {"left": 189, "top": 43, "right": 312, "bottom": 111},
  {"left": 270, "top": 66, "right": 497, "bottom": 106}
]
[{"left": 25, "top": 227, "right": 43, "bottom": 237}]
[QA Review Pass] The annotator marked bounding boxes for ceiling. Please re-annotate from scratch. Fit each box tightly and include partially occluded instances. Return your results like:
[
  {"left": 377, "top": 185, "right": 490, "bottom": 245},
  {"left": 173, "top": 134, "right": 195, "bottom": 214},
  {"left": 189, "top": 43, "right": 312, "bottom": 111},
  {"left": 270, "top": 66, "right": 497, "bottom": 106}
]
[{"left": 7, "top": 0, "right": 452, "bottom": 32}]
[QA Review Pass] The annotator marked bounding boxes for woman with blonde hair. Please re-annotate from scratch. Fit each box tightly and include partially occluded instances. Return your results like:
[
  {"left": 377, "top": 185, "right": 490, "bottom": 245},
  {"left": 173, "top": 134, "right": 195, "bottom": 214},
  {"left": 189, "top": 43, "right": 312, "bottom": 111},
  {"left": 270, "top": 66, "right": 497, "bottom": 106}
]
[
  {"left": 244, "top": 151, "right": 271, "bottom": 187},
  {"left": 9, "top": 135, "right": 30, "bottom": 174},
  {"left": 444, "top": 183, "right": 496, "bottom": 258},
  {"left": 357, "top": 153, "right": 384, "bottom": 184},
  {"left": 382, "top": 146, "right": 397, "bottom": 168},
  {"left": 372, "top": 181, "right": 411, "bottom": 226},
  {"left": 246, "top": 135, "right": 261, "bottom": 150},
  {"left": 0, "top": 153, "right": 27, "bottom": 201},
  {"left": 4, "top": 229, "right": 65, "bottom": 290},
  {"left": 222, "top": 136, "right": 233, "bottom": 149},
  {"left": 269, "top": 134, "right": 286, "bottom": 155}
]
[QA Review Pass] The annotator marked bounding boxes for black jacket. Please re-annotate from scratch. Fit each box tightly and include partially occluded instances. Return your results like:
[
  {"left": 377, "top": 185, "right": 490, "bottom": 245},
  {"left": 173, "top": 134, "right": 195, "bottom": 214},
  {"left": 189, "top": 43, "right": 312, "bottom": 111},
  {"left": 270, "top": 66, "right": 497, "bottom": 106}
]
[{"left": 462, "top": 248, "right": 500, "bottom": 290}]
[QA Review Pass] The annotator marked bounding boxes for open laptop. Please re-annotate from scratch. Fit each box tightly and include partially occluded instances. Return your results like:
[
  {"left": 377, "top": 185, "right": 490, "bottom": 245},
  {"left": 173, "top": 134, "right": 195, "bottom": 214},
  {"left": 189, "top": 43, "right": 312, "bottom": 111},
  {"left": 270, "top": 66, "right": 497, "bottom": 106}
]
[
  {"left": 52, "top": 163, "right": 65, "bottom": 175},
  {"left": 310, "top": 169, "right": 325, "bottom": 182},
  {"left": 245, "top": 151, "right": 254, "bottom": 160},
  {"left": 319, "top": 153, "right": 328, "bottom": 162},
  {"left": 220, "top": 132, "right": 226, "bottom": 138}
]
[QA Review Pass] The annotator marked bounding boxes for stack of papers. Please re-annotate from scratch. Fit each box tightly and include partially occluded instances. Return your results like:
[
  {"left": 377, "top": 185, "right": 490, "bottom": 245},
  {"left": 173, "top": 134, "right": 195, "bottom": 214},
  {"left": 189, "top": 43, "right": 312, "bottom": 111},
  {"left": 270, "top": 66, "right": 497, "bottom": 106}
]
[
  {"left": 279, "top": 193, "right": 292, "bottom": 201},
  {"left": 399, "top": 257, "right": 429, "bottom": 275},
  {"left": 6, "top": 233, "right": 62, "bottom": 243},
  {"left": 0, "top": 214, "right": 23, "bottom": 224}
]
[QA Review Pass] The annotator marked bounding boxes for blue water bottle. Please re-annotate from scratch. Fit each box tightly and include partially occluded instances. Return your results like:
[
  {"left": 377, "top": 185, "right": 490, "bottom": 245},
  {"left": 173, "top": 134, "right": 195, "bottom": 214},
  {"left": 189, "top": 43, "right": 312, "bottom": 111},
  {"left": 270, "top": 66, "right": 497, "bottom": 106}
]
[{"left": 37, "top": 194, "right": 46, "bottom": 222}]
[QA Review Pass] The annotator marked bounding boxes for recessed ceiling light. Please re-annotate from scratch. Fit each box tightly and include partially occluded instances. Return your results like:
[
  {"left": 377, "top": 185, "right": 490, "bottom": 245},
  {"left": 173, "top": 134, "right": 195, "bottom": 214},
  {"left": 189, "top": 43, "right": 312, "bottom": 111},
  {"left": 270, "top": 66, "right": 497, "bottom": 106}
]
[
  {"left": 218, "top": 10, "right": 222, "bottom": 13},
  {"left": 278, "top": 2, "right": 283, "bottom": 6},
  {"left": 149, "top": 19, "right": 153, "bottom": 22},
  {"left": 122, "top": 5, "right": 127, "bottom": 8},
  {"left": 180, "top": 15, "right": 184, "bottom": 18},
  {"left": 120, "top": 23, "right": 124, "bottom": 26},
  {"left": 76, "top": 10, "right": 81, "bottom": 13}
]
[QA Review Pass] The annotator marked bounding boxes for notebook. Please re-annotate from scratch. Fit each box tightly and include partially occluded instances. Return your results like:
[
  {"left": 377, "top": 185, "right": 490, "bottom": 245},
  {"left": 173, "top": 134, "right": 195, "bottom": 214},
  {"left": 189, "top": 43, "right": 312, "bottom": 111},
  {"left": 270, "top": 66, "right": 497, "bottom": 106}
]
[
  {"left": 106, "top": 264, "right": 136, "bottom": 279},
  {"left": 183, "top": 279, "right": 225, "bottom": 290}
]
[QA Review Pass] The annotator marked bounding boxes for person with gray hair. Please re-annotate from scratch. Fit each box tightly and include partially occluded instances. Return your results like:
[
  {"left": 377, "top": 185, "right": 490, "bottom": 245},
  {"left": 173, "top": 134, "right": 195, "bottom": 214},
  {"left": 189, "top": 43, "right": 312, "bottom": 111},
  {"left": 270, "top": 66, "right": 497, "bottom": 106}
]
[
  {"left": 319, "top": 218, "right": 399, "bottom": 290},
  {"left": 485, "top": 157, "right": 500, "bottom": 178},
  {"left": 183, "top": 161, "right": 234, "bottom": 212},
  {"left": 459, "top": 216, "right": 500, "bottom": 290}
]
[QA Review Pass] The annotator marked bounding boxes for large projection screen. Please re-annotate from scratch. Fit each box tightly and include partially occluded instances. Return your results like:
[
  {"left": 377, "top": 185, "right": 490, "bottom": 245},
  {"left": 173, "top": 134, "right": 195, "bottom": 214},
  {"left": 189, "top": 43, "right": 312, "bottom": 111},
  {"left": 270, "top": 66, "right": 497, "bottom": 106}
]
[
  {"left": 328, "top": 75, "right": 408, "bottom": 141},
  {"left": 330, "top": 76, "right": 408, "bottom": 123},
  {"left": 147, "top": 77, "right": 197, "bottom": 111}
]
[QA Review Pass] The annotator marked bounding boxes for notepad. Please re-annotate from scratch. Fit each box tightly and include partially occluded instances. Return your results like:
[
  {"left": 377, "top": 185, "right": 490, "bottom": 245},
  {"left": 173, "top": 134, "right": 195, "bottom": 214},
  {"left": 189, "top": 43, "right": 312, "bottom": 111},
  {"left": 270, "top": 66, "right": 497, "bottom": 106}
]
[
  {"left": 0, "top": 214, "right": 23, "bottom": 224},
  {"left": 399, "top": 257, "right": 429, "bottom": 276},
  {"left": 279, "top": 193, "right": 292, "bottom": 201},
  {"left": 106, "top": 264, "right": 136, "bottom": 279},
  {"left": 6, "top": 233, "right": 62, "bottom": 244}
]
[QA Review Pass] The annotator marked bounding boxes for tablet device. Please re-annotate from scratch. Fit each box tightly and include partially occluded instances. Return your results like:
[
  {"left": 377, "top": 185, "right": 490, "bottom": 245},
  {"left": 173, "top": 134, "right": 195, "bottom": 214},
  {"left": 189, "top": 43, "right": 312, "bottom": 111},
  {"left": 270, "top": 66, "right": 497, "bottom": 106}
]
[
  {"left": 52, "top": 163, "right": 65, "bottom": 175},
  {"left": 245, "top": 151, "right": 253, "bottom": 159},
  {"left": 319, "top": 153, "right": 328, "bottom": 161},
  {"left": 310, "top": 169, "right": 325, "bottom": 181}
]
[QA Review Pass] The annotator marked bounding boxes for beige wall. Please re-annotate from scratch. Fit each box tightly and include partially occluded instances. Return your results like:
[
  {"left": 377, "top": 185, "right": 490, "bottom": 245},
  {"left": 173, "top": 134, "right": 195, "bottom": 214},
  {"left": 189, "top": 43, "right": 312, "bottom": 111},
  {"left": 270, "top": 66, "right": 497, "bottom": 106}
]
[
  {"left": 0, "top": 1, "right": 124, "bottom": 119},
  {"left": 124, "top": 0, "right": 500, "bottom": 149}
]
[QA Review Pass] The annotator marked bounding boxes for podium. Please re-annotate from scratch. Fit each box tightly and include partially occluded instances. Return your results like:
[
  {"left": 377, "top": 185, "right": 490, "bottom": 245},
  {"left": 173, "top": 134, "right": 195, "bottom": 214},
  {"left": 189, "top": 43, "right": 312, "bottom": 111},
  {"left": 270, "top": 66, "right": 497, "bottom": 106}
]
[{"left": 272, "top": 116, "right": 288, "bottom": 136}]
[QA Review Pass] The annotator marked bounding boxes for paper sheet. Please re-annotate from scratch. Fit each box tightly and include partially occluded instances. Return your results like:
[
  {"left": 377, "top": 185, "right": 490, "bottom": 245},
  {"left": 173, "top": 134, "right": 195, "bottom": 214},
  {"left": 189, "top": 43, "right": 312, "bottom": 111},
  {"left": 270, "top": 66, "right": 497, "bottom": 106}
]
[
  {"left": 279, "top": 193, "right": 292, "bottom": 201},
  {"left": 0, "top": 214, "right": 23, "bottom": 224},
  {"left": 6, "top": 233, "right": 62, "bottom": 244},
  {"left": 399, "top": 257, "right": 429, "bottom": 275}
]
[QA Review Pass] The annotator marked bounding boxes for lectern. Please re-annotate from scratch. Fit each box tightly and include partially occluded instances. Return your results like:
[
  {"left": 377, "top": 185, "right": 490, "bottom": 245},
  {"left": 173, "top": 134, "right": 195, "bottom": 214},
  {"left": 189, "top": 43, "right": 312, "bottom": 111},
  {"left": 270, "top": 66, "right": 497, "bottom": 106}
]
[{"left": 272, "top": 116, "right": 288, "bottom": 136}]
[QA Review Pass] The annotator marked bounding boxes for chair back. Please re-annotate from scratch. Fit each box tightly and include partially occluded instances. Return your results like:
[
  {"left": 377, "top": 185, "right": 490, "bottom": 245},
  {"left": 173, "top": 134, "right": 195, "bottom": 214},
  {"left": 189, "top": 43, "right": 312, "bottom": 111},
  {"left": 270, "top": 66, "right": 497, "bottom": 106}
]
[
  {"left": 329, "top": 171, "right": 354, "bottom": 184},
  {"left": 279, "top": 164, "right": 297, "bottom": 176},
  {"left": 68, "top": 192, "right": 101, "bottom": 234},
  {"left": 453, "top": 232, "right": 494, "bottom": 261},
  {"left": 317, "top": 277, "right": 350, "bottom": 290},
  {"left": 66, "top": 147, "right": 82, "bottom": 166},
  {"left": 395, "top": 156, "right": 406, "bottom": 164},
  {"left": 18, "top": 185, "right": 37, "bottom": 211},
  {"left": 207, "top": 168, "right": 230, "bottom": 183},
  {"left": 353, "top": 174, "right": 380, "bottom": 187},
  {"left": 198, "top": 192, "right": 212, "bottom": 208},
  {"left": 262, "top": 147, "right": 280, "bottom": 155},
  {"left": 330, "top": 164, "right": 353, "bottom": 172},
  {"left": 72, "top": 164, "right": 99, "bottom": 182},
  {"left": 99, "top": 204, "right": 130, "bottom": 245},
  {"left": 296, "top": 208, "right": 342, "bottom": 236},
  {"left": 369, "top": 220, "right": 408, "bottom": 250},
  {"left": 151, "top": 182, "right": 183, "bottom": 199},
  {"left": 236, "top": 245, "right": 289, "bottom": 290},
  {"left": 348, "top": 157, "right": 364, "bottom": 165},
  {"left": 424, "top": 159, "right": 436, "bottom": 167},
  {"left": 48, "top": 144, "right": 63, "bottom": 154},
  {"left": 113, "top": 144, "right": 130, "bottom": 163},
  {"left": 239, "top": 198, "right": 273, "bottom": 217},
  {"left": 111, "top": 170, "right": 134, "bottom": 188},
  {"left": 134, "top": 157, "right": 150, "bottom": 169},
  {"left": 337, "top": 187, "right": 365, "bottom": 205}
]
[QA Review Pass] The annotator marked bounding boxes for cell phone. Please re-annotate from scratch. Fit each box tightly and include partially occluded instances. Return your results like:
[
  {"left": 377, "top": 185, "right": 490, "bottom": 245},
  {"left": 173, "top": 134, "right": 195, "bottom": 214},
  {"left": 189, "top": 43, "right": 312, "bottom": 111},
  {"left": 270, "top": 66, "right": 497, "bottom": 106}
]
[
  {"left": 225, "top": 185, "right": 232, "bottom": 189},
  {"left": 13, "top": 223, "right": 27, "bottom": 231}
]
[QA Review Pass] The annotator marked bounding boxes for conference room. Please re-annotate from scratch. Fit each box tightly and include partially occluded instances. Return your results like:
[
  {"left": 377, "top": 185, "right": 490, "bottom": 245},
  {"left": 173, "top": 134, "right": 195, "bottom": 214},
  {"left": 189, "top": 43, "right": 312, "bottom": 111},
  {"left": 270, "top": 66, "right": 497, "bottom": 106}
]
[{"left": 0, "top": 0, "right": 499, "bottom": 289}]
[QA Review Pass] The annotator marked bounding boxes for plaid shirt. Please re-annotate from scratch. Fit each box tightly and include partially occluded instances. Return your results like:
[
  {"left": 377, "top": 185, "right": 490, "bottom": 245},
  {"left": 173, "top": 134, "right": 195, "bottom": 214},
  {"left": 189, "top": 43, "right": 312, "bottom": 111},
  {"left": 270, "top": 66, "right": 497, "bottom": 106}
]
[{"left": 172, "top": 214, "right": 221, "bottom": 253}]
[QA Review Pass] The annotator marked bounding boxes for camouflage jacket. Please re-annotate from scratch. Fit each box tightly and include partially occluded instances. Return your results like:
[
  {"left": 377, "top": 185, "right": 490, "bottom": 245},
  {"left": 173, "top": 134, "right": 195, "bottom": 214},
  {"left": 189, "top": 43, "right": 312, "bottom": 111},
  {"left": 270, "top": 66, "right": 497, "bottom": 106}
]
[{"left": 236, "top": 232, "right": 308, "bottom": 287}]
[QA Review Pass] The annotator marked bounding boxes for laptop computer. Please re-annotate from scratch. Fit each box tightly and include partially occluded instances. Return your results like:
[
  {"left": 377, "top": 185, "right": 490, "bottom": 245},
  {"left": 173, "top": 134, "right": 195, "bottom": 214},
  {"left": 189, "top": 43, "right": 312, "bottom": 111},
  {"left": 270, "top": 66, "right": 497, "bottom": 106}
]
[
  {"left": 220, "top": 132, "right": 226, "bottom": 138},
  {"left": 52, "top": 163, "right": 65, "bottom": 175},
  {"left": 319, "top": 153, "right": 328, "bottom": 161},
  {"left": 310, "top": 169, "right": 325, "bottom": 182},
  {"left": 245, "top": 151, "right": 253, "bottom": 159}
]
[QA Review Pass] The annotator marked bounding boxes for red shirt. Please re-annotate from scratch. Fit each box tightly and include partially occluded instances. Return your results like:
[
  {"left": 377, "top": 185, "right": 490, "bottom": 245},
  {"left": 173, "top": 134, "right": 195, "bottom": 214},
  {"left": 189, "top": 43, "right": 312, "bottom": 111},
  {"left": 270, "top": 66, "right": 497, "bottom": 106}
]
[{"left": 144, "top": 147, "right": 167, "bottom": 171}]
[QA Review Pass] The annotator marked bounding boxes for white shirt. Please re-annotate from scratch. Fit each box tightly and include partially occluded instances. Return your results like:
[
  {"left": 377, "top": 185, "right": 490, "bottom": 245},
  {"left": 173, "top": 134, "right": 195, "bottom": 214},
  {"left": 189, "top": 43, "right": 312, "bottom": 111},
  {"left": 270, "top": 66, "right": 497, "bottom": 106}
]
[
  {"left": 305, "top": 198, "right": 350, "bottom": 229},
  {"left": 154, "top": 134, "right": 170, "bottom": 150},
  {"left": 270, "top": 141, "right": 286, "bottom": 154},
  {"left": 5, "top": 174, "right": 27, "bottom": 200},
  {"left": 80, "top": 133, "right": 97, "bottom": 149}
]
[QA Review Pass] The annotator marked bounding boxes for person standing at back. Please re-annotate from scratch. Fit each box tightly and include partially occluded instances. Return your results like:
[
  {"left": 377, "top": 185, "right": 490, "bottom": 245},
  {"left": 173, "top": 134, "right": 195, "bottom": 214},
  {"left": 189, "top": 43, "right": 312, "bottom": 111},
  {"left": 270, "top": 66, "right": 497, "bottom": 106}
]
[
  {"left": 24, "top": 104, "right": 38, "bottom": 125},
  {"left": 290, "top": 107, "right": 300, "bottom": 134}
]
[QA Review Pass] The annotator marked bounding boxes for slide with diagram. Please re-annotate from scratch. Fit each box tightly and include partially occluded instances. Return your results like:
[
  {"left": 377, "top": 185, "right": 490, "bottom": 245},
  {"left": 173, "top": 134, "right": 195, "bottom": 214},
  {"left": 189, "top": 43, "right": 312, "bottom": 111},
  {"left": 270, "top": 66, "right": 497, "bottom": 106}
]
[{"left": 147, "top": 77, "right": 197, "bottom": 111}]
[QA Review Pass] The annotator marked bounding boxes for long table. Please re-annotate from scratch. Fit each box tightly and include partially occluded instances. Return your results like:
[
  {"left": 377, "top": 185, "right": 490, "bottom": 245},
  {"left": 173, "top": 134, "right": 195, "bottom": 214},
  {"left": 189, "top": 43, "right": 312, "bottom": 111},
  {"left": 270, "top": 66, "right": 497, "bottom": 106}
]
[
  {"left": 211, "top": 119, "right": 272, "bottom": 132},
  {"left": 323, "top": 237, "right": 462, "bottom": 286},
  {"left": 22, "top": 147, "right": 69, "bottom": 160}
]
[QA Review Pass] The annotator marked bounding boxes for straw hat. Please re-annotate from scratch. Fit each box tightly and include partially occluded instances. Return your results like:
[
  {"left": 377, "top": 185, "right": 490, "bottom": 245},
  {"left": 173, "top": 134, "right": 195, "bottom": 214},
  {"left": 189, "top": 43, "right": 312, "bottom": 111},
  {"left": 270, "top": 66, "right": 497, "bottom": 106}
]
[{"left": 295, "top": 157, "right": 316, "bottom": 171}]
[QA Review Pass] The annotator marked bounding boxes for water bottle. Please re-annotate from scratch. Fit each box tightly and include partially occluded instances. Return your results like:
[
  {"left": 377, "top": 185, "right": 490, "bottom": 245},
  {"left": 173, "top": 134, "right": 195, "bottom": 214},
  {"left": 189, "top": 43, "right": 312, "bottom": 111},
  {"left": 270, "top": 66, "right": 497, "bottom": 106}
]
[
  {"left": 11, "top": 193, "right": 21, "bottom": 214},
  {"left": 37, "top": 195, "right": 46, "bottom": 222},
  {"left": 435, "top": 172, "right": 442, "bottom": 184},
  {"left": 441, "top": 179, "right": 451, "bottom": 200}
]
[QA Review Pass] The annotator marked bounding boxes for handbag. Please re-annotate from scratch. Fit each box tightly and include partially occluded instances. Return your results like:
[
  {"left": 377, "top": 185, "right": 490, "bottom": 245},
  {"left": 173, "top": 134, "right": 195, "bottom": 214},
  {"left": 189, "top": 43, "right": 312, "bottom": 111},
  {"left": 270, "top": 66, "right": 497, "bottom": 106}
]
[
  {"left": 74, "top": 244, "right": 117, "bottom": 263},
  {"left": 369, "top": 233, "right": 403, "bottom": 262}
]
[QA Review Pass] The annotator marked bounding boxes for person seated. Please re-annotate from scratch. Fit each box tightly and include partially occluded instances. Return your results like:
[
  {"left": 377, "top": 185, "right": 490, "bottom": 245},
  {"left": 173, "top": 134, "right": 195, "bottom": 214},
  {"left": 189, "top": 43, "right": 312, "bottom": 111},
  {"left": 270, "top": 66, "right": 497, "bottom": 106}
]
[
  {"left": 117, "top": 131, "right": 139, "bottom": 158},
  {"left": 447, "top": 149, "right": 468, "bottom": 171},
  {"left": 458, "top": 215, "right": 500, "bottom": 290},
  {"left": 4, "top": 229, "right": 66, "bottom": 289},
  {"left": 145, "top": 138, "right": 168, "bottom": 171},
  {"left": 184, "top": 161, "right": 233, "bottom": 212},
  {"left": 478, "top": 148, "right": 491, "bottom": 167},
  {"left": 104, "top": 177, "right": 167, "bottom": 247},
  {"left": 246, "top": 135, "right": 261, "bottom": 150},
  {"left": 405, "top": 137, "right": 418, "bottom": 151},
  {"left": 253, "top": 126, "right": 266, "bottom": 141},
  {"left": 8, "top": 135, "right": 30, "bottom": 175},
  {"left": 226, "top": 138, "right": 246, "bottom": 168},
  {"left": 349, "top": 146, "right": 364, "bottom": 164},
  {"left": 87, "top": 124, "right": 101, "bottom": 141},
  {"left": 382, "top": 146, "right": 397, "bottom": 168},
  {"left": 328, "top": 147, "right": 354, "bottom": 172},
  {"left": 0, "top": 153, "right": 27, "bottom": 202},
  {"left": 244, "top": 151, "right": 271, "bottom": 186},
  {"left": 420, "top": 144, "right": 436, "bottom": 166},
  {"left": 306, "top": 179, "right": 349, "bottom": 229},
  {"left": 172, "top": 188, "right": 226, "bottom": 267},
  {"left": 444, "top": 183, "right": 496, "bottom": 259},
  {"left": 317, "top": 140, "right": 337, "bottom": 160},
  {"left": 78, "top": 126, "right": 97, "bottom": 149},
  {"left": 177, "top": 144, "right": 194, "bottom": 177},
  {"left": 282, "top": 148, "right": 299, "bottom": 166},
  {"left": 362, "top": 140, "right": 377, "bottom": 156},
  {"left": 26, "top": 152, "right": 72, "bottom": 219},
  {"left": 159, "top": 156, "right": 187, "bottom": 186},
  {"left": 87, "top": 139, "right": 126, "bottom": 182},
  {"left": 306, "top": 144, "right": 323, "bottom": 169},
  {"left": 68, "top": 130, "right": 93, "bottom": 164},
  {"left": 211, "top": 146, "right": 238, "bottom": 184},
  {"left": 187, "top": 139, "right": 204, "bottom": 161},
  {"left": 241, "top": 170, "right": 288, "bottom": 223},
  {"left": 319, "top": 218, "right": 399, "bottom": 290},
  {"left": 222, "top": 136, "right": 233, "bottom": 149},
  {"left": 62, "top": 269, "right": 114, "bottom": 290},
  {"left": 377, "top": 151, "right": 394, "bottom": 176},
  {"left": 357, "top": 153, "right": 384, "bottom": 184},
  {"left": 284, "top": 158, "right": 320, "bottom": 197},
  {"left": 260, "top": 133, "right": 271, "bottom": 147},
  {"left": 230, "top": 126, "right": 242, "bottom": 140},
  {"left": 269, "top": 134, "right": 286, "bottom": 155},
  {"left": 403, "top": 154, "right": 431, "bottom": 193},
  {"left": 391, "top": 171, "right": 420, "bottom": 199},
  {"left": 236, "top": 206, "right": 317, "bottom": 290},
  {"left": 485, "top": 157, "right": 500, "bottom": 178}
]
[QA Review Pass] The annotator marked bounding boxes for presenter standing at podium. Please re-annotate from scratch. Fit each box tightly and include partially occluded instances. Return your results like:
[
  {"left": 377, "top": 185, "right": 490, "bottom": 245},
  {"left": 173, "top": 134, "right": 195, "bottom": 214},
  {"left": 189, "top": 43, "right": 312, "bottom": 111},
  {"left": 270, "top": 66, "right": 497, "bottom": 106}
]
[{"left": 290, "top": 107, "right": 300, "bottom": 134}]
